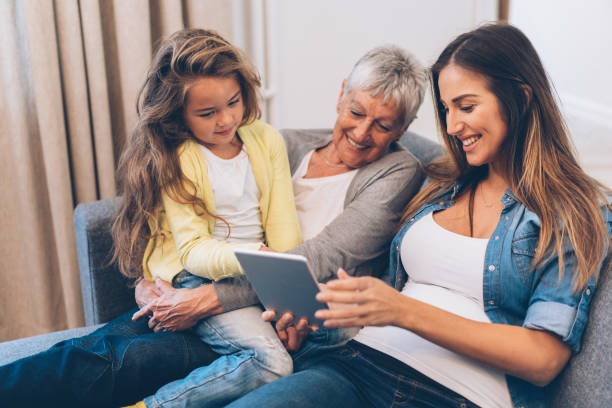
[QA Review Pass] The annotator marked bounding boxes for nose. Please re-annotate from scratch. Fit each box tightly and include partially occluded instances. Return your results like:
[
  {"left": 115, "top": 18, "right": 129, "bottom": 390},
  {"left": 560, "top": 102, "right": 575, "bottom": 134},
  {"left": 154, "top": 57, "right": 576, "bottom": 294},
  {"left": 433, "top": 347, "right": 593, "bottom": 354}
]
[
  {"left": 445, "top": 110, "right": 464, "bottom": 137},
  {"left": 216, "top": 109, "right": 231, "bottom": 128},
  {"left": 352, "top": 119, "right": 373, "bottom": 142}
]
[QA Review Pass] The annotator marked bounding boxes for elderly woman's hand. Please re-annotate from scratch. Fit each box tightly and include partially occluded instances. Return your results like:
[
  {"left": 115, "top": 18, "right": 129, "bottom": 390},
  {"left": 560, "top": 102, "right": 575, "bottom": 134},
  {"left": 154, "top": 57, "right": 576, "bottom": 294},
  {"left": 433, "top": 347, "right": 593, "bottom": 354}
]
[
  {"left": 133, "top": 280, "right": 224, "bottom": 332},
  {"left": 314, "top": 269, "right": 406, "bottom": 328},
  {"left": 262, "top": 310, "right": 312, "bottom": 352},
  {"left": 134, "top": 278, "right": 162, "bottom": 309}
]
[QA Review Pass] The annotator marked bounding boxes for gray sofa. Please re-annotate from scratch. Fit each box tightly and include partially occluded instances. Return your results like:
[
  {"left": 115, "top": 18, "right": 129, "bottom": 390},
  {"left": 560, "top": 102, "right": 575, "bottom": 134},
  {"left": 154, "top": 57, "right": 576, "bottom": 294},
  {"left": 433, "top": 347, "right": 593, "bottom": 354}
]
[{"left": 0, "top": 130, "right": 609, "bottom": 407}]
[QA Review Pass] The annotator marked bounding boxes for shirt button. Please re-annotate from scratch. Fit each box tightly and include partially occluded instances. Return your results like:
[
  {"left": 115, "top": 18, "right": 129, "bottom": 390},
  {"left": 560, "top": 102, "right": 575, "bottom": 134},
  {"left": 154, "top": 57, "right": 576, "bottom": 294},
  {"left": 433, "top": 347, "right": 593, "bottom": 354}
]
[
  {"left": 488, "top": 265, "right": 495, "bottom": 271},
  {"left": 586, "top": 289, "right": 591, "bottom": 295},
  {"left": 505, "top": 216, "right": 509, "bottom": 220},
  {"left": 410, "top": 218, "right": 414, "bottom": 222},
  {"left": 494, "top": 235, "right": 499, "bottom": 240},
  {"left": 488, "top": 300, "right": 495, "bottom": 305}
]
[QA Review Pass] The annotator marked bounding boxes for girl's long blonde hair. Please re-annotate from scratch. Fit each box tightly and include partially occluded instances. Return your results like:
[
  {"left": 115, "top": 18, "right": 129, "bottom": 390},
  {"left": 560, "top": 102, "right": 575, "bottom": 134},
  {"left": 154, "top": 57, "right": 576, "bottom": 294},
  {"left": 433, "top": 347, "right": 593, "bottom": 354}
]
[
  {"left": 401, "top": 24, "right": 610, "bottom": 290},
  {"left": 111, "top": 28, "right": 261, "bottom": 279}
]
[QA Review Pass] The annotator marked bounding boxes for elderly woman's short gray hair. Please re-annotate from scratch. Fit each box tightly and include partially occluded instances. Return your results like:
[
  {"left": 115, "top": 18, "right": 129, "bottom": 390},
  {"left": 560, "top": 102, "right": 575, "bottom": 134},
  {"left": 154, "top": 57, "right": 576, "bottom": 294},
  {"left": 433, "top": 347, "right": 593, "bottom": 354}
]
[{"left": 344, "top": 45, "right": 426, "bottom": 131}]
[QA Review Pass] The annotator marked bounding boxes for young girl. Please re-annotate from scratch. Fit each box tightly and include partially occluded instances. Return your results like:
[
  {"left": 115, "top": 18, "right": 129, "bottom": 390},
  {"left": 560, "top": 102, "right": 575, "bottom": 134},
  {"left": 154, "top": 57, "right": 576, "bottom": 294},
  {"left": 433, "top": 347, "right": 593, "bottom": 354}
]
[{"left": 112, "top": 28, "right": 301, "bottom": 408}]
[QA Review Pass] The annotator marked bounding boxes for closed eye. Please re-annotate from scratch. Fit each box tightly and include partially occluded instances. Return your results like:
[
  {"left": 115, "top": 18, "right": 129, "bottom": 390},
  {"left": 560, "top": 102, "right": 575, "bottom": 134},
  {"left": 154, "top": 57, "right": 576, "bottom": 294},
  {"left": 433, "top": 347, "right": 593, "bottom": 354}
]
[
  {"left": 198, "top": 111, "right": 214, "bottom": 118},
  {"left": 229, "top": 97, "right": 241, "bottom": 106},
  {"left": 350, "top": 110, "right": 365, "bottom": 117},
  {"left": 460, "top": 105, "right": 474, "bottom": 112},
  {"left": 377, "top": 122, "right": 392, "bottom": 132}
]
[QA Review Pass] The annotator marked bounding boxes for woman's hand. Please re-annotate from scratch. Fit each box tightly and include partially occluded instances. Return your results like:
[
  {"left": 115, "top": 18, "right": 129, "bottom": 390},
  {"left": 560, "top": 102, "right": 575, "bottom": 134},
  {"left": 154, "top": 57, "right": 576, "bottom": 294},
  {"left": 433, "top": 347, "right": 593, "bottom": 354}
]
[
  {"left": 315, "top": 269, "right": 407, "bottom": 328},
  {"left": 262, "top": 310, "right": 312, "bottom": 352},
  {"left": 133, "top": 280, "right": 224, "bottom": 332}
]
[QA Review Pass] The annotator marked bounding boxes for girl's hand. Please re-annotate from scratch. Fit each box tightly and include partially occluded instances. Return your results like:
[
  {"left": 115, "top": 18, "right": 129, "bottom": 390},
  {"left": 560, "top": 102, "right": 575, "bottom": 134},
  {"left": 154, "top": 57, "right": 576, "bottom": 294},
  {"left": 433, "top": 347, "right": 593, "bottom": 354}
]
[
  {"left": 262, "top": 310, "right": 311, "bottom": 352},
  {"left": 314, "top": 269, "right": 407, "bottom": 328},
  {"left": 259, "top": 245, "right": 277, "bottom": 252},
  {"left": 133, "top": 280, "right": 223, "bottom": 332}
]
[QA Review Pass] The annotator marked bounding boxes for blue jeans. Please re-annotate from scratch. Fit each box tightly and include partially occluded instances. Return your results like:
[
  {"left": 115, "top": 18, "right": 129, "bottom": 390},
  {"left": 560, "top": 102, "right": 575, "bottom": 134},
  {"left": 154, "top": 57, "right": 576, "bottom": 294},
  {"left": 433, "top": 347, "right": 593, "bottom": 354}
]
[
  {"left": 143, "top": 272, "right": 293, "bottom": 408},
  {"left": 226, "top": 340, "right": 479, "bottom": 408},
  {"left": 0, "top": 309, "right": 218, "bottom": 407}
]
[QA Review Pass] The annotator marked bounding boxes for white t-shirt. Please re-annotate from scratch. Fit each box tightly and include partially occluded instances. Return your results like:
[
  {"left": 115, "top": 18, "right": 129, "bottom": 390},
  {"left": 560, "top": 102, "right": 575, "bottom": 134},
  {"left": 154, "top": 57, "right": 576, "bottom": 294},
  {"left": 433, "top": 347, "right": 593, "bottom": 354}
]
[
  {"left": 354, "top": 212, "right": 513, "bottom": 408},
  {"left": 199, "top": 145, "right": 264, "bottom": 244},
  {"left": 292, "top": 150, "right": 357, "bottom": 241}
]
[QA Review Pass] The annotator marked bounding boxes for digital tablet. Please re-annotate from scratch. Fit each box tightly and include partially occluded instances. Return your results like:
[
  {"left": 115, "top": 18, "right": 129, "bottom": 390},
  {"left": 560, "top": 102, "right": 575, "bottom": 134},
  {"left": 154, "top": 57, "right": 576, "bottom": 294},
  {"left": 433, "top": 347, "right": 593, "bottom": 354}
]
[{"left": 234, "top": 249, "right": 327, "bottom": 326}]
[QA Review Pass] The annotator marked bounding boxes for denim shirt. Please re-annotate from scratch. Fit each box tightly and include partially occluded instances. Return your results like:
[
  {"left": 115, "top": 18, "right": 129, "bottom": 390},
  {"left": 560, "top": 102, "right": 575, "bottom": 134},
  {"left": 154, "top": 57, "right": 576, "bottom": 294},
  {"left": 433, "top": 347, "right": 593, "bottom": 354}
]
[{"left": 381, "top": 182, "right": 610, "bottom": 408}]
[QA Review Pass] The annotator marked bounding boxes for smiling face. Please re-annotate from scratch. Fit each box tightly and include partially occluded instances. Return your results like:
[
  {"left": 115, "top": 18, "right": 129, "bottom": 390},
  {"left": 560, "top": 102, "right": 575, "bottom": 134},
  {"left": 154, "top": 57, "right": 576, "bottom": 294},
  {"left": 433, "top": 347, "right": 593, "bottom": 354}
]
[
  {"left": 331, "top": 82, "right": 403, "bottom": 169},
  {"left": 438, "top": 64, "right": 508, "bottom": 169},
  {"left": 183, "top": 76, "right": 244, "bottom": 154}
]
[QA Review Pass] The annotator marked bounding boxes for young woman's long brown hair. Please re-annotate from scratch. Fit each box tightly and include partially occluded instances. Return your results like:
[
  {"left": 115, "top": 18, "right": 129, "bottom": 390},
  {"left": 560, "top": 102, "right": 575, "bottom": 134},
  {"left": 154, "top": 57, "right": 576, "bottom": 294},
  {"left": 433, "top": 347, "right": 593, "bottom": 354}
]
[
  {"left": 111, "top": 28, "right": 261, "bottom": 279},
  {"left": 401, "top": 23, "right": 610, "bottom": 290}
]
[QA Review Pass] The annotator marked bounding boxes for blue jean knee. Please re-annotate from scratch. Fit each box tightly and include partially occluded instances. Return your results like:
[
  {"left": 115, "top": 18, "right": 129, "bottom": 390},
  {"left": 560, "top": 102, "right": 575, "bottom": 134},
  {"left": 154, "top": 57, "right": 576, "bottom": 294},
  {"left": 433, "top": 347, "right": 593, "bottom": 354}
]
[{"left": 194, "top": 306, "right": 293, "bottom": 381}]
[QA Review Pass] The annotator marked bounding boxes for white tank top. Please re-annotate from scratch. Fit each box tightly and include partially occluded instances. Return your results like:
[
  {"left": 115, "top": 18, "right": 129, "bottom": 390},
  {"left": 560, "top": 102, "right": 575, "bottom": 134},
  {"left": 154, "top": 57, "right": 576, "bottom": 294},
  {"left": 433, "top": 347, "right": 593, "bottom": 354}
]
[
  {"left": 199, "top": 145, "right": 264, "bottom": 244},
  {"left": 292, "top": 150, "right": 357, "bottom": 241},
  {"left": 354, "top": 212, "right": 512, "bottom": 408}
]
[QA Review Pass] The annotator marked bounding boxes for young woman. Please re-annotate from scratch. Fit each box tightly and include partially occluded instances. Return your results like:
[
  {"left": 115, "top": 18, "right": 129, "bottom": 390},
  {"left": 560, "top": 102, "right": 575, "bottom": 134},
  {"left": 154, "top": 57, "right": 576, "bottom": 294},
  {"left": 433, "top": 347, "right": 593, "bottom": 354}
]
[
  {"left": 226, "top": 23, "right": 612, "bottom": 408},
  {"left": 112, "top": 28, "right": 301, "bottom": 408}
]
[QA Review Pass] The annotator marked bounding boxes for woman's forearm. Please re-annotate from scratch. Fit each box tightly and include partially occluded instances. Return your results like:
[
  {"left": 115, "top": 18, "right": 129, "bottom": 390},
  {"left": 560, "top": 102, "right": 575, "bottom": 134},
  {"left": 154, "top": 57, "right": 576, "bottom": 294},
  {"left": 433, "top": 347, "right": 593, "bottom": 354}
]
[
  {"left": 316, "top": 272, "right": 571, "bottom": 386},
  {"left": 395, "top": 296, "right": 571, "bottom": 386}
]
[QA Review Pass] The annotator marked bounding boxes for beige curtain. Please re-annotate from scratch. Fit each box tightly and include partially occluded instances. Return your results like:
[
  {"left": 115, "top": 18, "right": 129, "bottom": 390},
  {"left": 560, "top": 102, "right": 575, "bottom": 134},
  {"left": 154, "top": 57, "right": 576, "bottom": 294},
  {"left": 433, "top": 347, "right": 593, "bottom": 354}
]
[{"left": 0, "top": 0, "right": 233, "bottom": 342}]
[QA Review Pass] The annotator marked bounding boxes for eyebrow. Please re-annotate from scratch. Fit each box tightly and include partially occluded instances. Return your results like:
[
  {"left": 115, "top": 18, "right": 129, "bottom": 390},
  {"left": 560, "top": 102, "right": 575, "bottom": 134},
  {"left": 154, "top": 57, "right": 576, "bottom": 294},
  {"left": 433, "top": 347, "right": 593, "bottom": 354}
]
[
  {"left": 193, "top": 90, "right": 241, "bottom": 113},
  {"left": 451, "top": 93, "right": 479, "bottom": 103},
  {"left": 350, "top": 101, "right": 396, "bottom": 124}
]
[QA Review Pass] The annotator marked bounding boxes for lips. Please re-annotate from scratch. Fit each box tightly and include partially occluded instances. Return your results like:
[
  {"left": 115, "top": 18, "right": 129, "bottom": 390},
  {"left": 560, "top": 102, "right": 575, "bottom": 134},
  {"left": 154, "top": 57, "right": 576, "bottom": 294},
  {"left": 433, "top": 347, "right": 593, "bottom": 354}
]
[
  {"left": 346, "top": 135, "right": 368, "bottom": 150},
  {"left": 215, "top": 127, "right": 234, "bottom": 137},
  {"left": 460, "top": 135, "right": 481, "bottom": 146}
]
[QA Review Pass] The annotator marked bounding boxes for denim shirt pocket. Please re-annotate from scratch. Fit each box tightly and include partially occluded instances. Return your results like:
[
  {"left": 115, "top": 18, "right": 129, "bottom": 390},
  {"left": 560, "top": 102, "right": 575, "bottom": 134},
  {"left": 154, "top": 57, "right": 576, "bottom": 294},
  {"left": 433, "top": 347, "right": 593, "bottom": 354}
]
[{"left": 511, "top": 234, "right": 539, "bottom": 286}]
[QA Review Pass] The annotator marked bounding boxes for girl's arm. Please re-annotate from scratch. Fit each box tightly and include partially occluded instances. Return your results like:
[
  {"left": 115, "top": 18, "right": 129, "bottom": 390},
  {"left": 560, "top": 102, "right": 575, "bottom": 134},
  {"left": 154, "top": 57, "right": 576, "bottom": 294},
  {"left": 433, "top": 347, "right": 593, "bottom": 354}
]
[
  {"left": 161, "top": 147, "right": 262, "bottom": 281},
  {"left": 315, "top": 270, "right": 571, "bottom": 387},
  {"left": 257, "top": 125, "right": 302, "bottom": 252}
]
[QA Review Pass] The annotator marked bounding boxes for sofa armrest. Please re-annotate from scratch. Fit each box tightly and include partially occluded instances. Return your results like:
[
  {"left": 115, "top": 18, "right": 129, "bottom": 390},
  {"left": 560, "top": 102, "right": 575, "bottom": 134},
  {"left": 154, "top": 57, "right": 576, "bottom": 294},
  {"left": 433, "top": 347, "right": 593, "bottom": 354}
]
[
  {"left": 74, "top": 197, "right": 136, "bottom": 326},
  {"left": 548, "top": 251, "right": 612, "bottom": 407}
]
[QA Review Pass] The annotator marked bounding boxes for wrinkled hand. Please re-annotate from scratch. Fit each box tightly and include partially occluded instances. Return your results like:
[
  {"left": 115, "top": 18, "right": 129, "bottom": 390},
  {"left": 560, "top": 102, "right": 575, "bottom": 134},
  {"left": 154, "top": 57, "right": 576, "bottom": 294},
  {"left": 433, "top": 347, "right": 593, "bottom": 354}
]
[
  {"left": 132, "top": 280, "right": 223, "bottom": 332},
  {"left": 315, "top": 269, "right": 406, "bottom": 328},
  {"left": 134, "top": 279, "right": 161, "bottom": 309},
  {"left": 262, "top": 310, "right": 312, "bottom": 352}
]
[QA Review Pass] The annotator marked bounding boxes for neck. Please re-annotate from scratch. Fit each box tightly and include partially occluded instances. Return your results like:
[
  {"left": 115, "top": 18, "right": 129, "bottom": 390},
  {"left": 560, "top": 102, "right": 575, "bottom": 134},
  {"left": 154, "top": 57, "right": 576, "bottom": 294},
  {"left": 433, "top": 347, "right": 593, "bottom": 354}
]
[
  {"left": 482, "top": 164, "right": 510, "bottom": 196},
  {"left": 321, "top": 143, "right": 349, "bottom": 168}
]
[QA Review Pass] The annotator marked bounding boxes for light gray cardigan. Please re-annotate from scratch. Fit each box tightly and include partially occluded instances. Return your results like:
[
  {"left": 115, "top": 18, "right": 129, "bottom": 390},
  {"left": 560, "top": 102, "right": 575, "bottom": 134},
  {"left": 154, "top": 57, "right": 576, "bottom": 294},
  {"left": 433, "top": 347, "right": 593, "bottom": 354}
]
[{"left": 214, "top": 128, "right": 424, "bottom": 312}]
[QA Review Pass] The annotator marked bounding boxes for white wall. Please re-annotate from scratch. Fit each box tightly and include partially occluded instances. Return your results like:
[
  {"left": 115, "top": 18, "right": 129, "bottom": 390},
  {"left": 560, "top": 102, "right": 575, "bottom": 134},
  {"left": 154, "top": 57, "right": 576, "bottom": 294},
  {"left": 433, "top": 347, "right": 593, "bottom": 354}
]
[
  {"left": 509, "top": 0, "right": 612, "bottom": 186},
  {"left": 266, "top": 0, "right": 498, "bottom": 141}
]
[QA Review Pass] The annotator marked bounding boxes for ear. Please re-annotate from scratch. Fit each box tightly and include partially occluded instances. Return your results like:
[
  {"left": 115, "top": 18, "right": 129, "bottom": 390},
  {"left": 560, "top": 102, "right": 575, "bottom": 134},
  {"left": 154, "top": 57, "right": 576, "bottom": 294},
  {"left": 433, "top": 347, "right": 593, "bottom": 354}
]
[{"left": 336, "top": 79, "right": 347, "bottom": 113}]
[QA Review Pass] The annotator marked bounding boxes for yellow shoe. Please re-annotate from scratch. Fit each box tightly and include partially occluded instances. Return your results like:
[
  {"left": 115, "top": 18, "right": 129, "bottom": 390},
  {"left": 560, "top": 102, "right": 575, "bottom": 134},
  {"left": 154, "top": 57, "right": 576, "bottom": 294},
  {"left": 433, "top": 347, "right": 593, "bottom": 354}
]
[{"left": 122, "top": 400, "right": 146, "bottom": 408}]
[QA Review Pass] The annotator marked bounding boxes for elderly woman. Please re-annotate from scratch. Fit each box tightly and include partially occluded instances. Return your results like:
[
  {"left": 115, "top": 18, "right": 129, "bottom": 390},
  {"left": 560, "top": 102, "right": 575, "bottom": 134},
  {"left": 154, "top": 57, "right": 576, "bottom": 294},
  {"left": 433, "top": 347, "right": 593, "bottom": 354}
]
[{"left": 1, "top": 45, "right": 429, "bottom": 407}]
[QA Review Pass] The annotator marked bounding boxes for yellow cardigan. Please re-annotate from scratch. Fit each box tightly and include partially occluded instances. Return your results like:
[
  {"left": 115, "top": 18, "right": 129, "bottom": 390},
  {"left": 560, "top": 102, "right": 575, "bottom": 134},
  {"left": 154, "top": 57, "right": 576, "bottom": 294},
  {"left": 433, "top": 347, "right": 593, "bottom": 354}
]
[{"left": 142, "top": 120, "right": 301, "bottom": 283}]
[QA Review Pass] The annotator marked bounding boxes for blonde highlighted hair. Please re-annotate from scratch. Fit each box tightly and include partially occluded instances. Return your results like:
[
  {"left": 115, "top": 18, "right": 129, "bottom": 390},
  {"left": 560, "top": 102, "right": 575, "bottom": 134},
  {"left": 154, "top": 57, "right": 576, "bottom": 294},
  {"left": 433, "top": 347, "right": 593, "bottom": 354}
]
[
  {"left": 111, "top": 28, "right": 261, "bottom": 278},
  {"left": 401, "top": 23, "right": 610, "bottom": 290}
]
